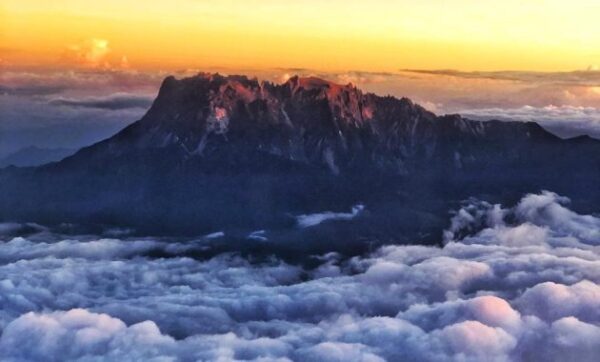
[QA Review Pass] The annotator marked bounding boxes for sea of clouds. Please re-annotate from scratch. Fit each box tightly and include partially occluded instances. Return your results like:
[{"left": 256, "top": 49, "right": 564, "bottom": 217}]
[{"left": 0, "top": 191, "right": 598, "bottom": 361}]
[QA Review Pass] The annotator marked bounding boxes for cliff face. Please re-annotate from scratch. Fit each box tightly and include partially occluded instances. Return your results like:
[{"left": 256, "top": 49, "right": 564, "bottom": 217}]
[
  {"left": 64, "top": 73, "right": 579, "bottom": 176},
  {"left": 1, "top": 73, "right": 599, "bottom": 241}
]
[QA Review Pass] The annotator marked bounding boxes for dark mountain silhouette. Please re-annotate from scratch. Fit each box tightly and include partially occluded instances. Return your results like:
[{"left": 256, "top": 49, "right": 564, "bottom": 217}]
[{"left": 1, "top": 73, "right": 598, "bottom": 252}]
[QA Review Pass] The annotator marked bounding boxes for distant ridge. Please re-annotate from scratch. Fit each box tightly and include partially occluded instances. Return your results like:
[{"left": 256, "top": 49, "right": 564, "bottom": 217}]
[{"left": 0, "top": 146, "right": 76, "bottom": 168}]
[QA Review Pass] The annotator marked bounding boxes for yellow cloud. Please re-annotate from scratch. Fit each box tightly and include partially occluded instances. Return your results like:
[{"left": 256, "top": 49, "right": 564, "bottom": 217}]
[{"left": 63, "top": 38, "right": 111, "bottom": 68}]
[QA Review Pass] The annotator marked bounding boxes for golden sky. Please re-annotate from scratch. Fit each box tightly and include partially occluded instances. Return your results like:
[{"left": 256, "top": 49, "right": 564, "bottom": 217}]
[{"left": 1, "top": 0, "right": 600, "bottom": 72}]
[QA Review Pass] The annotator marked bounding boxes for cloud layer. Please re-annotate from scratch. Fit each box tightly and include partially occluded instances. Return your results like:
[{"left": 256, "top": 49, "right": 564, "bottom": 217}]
[
  {"left": 48, "top": 93, "right": 154, "bottom": 110},
  {"left": 401, "top": 69, "right": 600, "bottom": 86},
  {"left": 0, "top": 191, "right": 598, "bottom": 361}
]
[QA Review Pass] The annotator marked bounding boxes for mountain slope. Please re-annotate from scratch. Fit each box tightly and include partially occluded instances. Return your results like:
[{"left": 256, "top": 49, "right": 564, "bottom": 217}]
[
  {"left": 0, "top": 146, "right": 76, "bottom": 168},
  {"left": 0, "top": 73, "right": 598, "bottom": 246},
  {"left": 61, "top": 74, "right": 571, "bottom": 174}
]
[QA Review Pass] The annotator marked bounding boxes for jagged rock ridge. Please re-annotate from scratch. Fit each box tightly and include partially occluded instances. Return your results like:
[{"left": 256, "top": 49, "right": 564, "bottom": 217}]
[
  {"left": 66, "top": 73, "right": 577, "bottom": 177},
  {"left": 1, "top": 73, "right": 598, "bottom": 243}
]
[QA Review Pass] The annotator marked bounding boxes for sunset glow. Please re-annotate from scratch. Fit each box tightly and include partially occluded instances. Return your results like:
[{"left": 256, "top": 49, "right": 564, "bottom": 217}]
[
  {"left": 2, "top": 0, "right": 600, "bottom": 72},
  {"left": 1, "top": 3, "right": 600, "bottom": 361}
]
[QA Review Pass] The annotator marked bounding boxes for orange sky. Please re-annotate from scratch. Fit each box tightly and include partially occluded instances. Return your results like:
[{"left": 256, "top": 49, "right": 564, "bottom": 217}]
[{"left": 2, "top": 0, "right": 600, "bottom": 72}]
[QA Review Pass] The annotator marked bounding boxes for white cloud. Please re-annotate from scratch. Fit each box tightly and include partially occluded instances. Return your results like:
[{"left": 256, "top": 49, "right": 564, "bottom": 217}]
[
  {"left": 516, "top": 281, "right": 600, "bottom": 322},
  {"left": 0, "top": 191, "right": 598, "bottom": 361},
  {"left": 204, "top": 231, "right": 225, "bottom": 239},
  {"left": 0, "top": 309, "right": 176, "bottom": 362},
  {"left": 437, "top": 320, "right": 517, "bottom": 358},
  {"left": 296, "top": 204, "right": 364, "bottom": 228}
]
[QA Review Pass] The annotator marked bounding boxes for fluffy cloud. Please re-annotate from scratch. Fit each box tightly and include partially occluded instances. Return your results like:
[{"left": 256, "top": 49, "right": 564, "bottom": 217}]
[
  {"left": 0, "top": 309, "right": 176, "bottom": 362},
  {"left": 516, "top": 281, "right": 600, "bottom": 322},
  {"left": 63, "top": 39, "right": 112, "bottom": 69},
  {"left": 0, "top": 191, "right": 598, "bottom": 361}
]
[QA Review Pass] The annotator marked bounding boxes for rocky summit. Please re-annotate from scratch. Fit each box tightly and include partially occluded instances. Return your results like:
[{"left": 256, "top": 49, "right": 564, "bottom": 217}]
[{"left": 1, "top": 73, "right": 599, "bottom": 252}]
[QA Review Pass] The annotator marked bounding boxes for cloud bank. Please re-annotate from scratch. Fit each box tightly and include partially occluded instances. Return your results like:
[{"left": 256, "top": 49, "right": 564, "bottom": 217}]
[
  {"left": 48, "top": 93, "right": 154, "bottom": 110},
  {"left": 0, "top": 191, "right": 598, "bottom": 361}
]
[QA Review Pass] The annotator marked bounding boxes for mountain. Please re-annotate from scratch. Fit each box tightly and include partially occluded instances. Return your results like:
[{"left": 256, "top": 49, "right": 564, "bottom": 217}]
[
  {"left": 1, "top": 73, "right": 599, "bottom": 252},
  {"left": 0, "top": 146, "right": 76, "bottom": 168}
]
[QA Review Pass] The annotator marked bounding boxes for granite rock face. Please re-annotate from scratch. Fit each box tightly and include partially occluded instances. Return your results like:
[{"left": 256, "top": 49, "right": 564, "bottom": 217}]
[
  {"left": 1, "top": 73, "right": 598, "bottom": 246},
  {"left": 71, "top": 73, "right": 580, "bottom": 175}
]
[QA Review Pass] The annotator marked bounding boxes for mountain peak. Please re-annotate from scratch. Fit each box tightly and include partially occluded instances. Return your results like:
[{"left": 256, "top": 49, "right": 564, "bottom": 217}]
[
  {"left": 3, "top": 72, "right": 599, "bottom": 235},
  {"left": 157, "top": 73, "right": 359, "bottom": 100},
  {"left": 146, "top": 73, "right": 376, "bottom": 132},
  {"left": 61, "top": 70, "right": 594, "bottom": 180}
]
